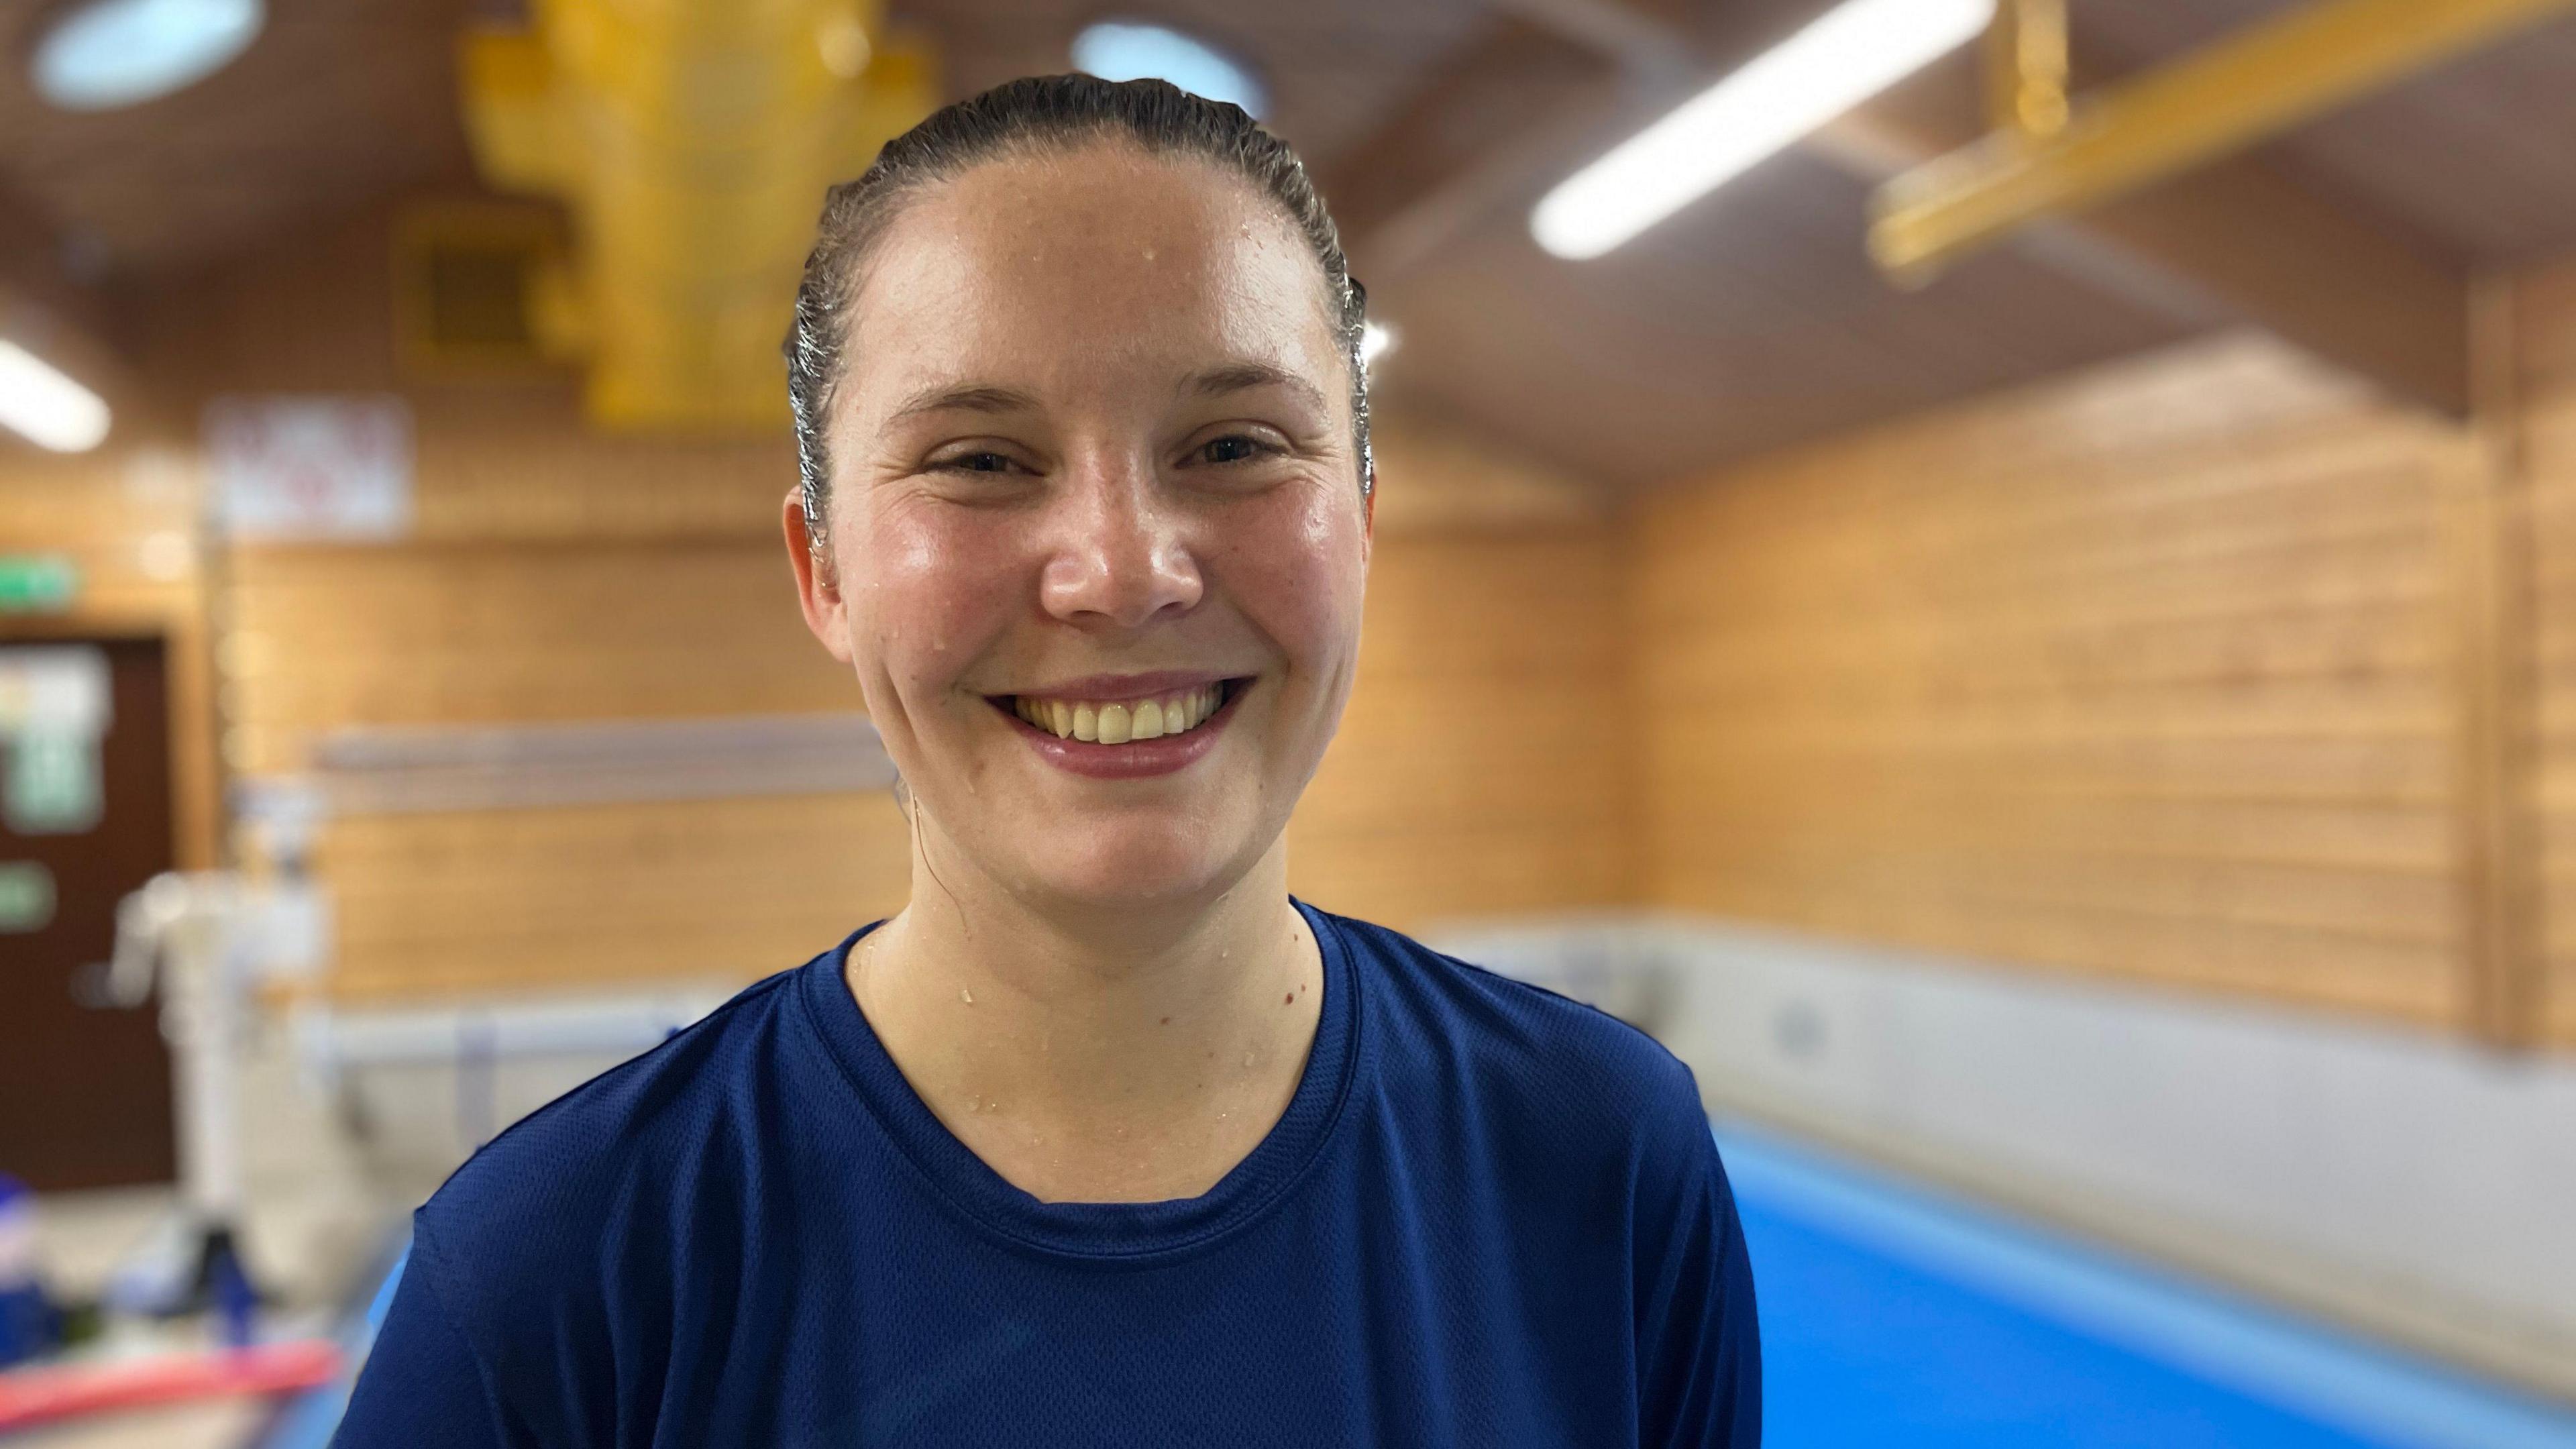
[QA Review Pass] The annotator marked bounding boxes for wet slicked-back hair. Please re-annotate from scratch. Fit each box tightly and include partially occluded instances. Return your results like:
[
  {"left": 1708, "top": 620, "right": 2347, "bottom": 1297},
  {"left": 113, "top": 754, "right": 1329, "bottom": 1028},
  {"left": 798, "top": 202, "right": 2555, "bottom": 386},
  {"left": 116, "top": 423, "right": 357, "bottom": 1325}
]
[{"left": 784, "top": 73, "right": 1373, "bottom": 556}]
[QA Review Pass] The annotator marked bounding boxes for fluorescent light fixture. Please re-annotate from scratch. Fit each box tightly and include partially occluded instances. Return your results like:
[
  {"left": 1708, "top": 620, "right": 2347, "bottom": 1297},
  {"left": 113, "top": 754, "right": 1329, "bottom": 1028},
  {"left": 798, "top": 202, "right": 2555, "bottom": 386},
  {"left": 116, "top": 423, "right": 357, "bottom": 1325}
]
[
  {"left": 1532, "top": 0, "right": 1994, "bottom": 260},
  {"left": 1073, "top": 20, "right": 1265, "bottom": 118},
  {"left": 32, "top": 0, "right": 264, "bottom": 112},
  {"left": 1360, "top": 322, "right": 1395, "bottom": 367},
  {"left": 0, "top": 342, "right": 112, "bottom": 453}
]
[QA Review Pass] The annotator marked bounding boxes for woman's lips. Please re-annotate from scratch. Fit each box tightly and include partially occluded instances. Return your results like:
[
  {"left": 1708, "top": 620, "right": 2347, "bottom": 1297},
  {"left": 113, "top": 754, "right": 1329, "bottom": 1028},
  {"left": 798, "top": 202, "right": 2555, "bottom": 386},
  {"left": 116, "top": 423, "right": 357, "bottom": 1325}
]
[{"left": 994, "top": 678, "right": 1247, "bottom": 780}]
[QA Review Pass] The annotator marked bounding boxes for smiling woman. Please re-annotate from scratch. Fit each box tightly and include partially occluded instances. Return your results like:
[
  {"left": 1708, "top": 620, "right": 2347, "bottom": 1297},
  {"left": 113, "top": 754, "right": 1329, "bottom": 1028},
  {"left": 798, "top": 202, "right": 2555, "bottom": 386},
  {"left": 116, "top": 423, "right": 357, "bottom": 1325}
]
[{"left": 332, "top": 75, "right": 1758, "bottom": 1447}]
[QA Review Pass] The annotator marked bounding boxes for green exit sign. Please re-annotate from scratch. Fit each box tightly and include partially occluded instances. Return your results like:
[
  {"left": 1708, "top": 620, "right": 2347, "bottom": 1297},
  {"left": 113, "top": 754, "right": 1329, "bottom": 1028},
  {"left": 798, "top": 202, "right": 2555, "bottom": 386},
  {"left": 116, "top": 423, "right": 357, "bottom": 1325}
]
[{"left": 0, "top": 555, "right": 78, "bottom": 612}]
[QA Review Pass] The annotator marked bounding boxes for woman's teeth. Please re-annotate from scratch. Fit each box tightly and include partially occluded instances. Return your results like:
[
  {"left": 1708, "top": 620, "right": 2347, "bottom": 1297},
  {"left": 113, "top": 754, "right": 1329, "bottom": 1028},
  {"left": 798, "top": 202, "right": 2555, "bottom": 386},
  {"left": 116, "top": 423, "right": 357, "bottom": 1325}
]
[{"left": 1011, "top": 682, "right": 1225, "bottom": 743}]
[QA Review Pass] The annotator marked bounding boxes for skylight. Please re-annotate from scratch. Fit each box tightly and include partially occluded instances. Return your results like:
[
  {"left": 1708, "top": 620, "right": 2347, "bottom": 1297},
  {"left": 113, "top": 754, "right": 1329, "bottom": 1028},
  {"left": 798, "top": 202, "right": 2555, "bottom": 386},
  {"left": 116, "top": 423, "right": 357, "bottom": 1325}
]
[{"left": 1073, "top": 20, "right": 1266, "bottom": 119}]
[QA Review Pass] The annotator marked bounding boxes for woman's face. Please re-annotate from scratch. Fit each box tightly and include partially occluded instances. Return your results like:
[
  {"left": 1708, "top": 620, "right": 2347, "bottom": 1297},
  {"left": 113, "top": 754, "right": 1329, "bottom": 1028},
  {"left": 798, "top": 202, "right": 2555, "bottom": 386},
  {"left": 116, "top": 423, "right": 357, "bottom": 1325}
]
[{"left": 789, "top": 143, "right": 1371, "bottom": 918}]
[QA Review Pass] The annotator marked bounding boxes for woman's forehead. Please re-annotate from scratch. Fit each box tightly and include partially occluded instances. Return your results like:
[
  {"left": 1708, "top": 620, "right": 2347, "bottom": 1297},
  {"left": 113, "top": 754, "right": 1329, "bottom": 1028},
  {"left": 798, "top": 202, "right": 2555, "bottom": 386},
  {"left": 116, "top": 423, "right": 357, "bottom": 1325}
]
[{"left": 845, "top": 149, "right": 1342, "bottom": 413}]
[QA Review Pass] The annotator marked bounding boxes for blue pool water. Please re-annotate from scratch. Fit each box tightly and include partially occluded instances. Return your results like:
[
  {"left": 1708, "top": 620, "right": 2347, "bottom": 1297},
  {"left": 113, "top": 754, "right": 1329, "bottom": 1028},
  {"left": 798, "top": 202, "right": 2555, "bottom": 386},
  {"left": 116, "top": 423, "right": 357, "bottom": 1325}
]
[{"left": 1721, "top": 1122, "right": 2576, "bottom": 1449}]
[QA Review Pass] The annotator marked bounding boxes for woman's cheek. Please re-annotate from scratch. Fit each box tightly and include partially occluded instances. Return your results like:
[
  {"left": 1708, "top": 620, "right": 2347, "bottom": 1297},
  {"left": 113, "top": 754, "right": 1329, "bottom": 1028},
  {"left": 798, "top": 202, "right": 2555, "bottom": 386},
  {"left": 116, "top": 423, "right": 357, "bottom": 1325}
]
[
  {"left": 1222, "top": 482, "right": 1368, "bottom": 684},
  {"left": 855, "top": 505, "right": 1024, "bottom": 702}
]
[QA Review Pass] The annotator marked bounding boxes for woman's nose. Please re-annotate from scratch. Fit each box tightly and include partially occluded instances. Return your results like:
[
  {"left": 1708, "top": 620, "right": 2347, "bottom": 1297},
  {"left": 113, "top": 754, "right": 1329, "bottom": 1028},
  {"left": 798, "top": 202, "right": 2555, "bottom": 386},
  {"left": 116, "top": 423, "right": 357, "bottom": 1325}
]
[{"left": 1038, "top": 464, "right": 1205, "bottom": 629}]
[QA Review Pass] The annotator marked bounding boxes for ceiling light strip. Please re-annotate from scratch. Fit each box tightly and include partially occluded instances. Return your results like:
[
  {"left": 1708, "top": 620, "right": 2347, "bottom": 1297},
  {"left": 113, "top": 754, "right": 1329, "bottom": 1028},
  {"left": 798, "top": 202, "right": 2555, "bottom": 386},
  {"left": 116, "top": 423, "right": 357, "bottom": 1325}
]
[
  {"left": 1532, "top": 0, "right": 1995, "bottom": 260},
  {"left": 0, "top": 342, "right": 111, "bottom": 453}
]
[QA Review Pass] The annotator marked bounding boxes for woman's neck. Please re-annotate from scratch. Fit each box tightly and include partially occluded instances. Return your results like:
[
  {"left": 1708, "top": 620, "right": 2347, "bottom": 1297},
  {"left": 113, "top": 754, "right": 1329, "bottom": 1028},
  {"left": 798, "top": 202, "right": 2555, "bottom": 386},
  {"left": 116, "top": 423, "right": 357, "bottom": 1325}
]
[{"left": 845, "top": 818, "right": 1324, "bottom": 1203}]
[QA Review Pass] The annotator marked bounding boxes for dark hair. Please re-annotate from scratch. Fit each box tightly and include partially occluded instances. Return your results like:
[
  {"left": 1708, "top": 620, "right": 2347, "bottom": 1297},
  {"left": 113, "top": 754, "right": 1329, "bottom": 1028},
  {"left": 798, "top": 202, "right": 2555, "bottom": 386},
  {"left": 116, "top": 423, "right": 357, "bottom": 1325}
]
[{"left": 784, "top": 74, "right": 1372, "bottom": 556}]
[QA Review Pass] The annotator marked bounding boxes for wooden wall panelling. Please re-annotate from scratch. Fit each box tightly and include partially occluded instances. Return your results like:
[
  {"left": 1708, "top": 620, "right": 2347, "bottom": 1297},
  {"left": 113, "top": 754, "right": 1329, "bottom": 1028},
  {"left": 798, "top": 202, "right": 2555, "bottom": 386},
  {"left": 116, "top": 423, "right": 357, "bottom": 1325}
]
[
  {"left": 1635, "top": 333, "right": 2477, "bottom": 1028},
  {"left": 317, "top": 793, "right": 912, "bottom": 1000},
  {"left": 1288, "top": 527, "right": 1632, "bottom": 928},
  {"left": 220, "top": 534, "right": 897, "bottom": 997},
  {"left": 221, "top": 541, "right": 852, "bottom": 776}
]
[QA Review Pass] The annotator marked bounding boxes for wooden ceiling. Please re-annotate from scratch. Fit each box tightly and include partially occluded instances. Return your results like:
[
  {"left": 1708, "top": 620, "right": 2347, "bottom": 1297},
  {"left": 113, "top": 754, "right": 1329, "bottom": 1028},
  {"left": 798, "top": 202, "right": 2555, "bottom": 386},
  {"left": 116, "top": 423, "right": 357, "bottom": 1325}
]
[
  {"left": 0, "top": 0, "right": 473, "bottom": 279},
  {"left": 1372, "top": 141, "right": 2200, "bottom": 487},
  {"left": 3, "top": 0, "right": 2575, "bottom": 489}
]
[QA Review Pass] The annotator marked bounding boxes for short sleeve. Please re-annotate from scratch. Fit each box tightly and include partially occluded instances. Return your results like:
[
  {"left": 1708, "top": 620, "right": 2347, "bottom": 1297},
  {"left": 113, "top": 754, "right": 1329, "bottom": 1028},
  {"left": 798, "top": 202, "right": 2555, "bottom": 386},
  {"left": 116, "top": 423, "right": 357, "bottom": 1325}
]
[
  {"left": 333, "top": 1230, "right": 518, "bottom": 1449},
  {"left": 1634, "top": 1107, "right": 1762, "bottom": 1447}
]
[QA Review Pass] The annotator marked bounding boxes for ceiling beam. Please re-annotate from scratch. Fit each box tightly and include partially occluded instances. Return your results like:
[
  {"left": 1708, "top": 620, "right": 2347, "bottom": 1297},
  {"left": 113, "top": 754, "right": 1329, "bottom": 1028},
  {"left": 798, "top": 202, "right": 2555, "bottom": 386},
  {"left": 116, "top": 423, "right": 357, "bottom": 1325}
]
[
  {"left": 1875, "top": 0, "right": 2576, "bottom": 278},
  {"left": 1326, "top": 0, "right": 2472, "bottom": 419},
  {"left": 1828, "top": 58, "right": 2472, "bottom": 418}
]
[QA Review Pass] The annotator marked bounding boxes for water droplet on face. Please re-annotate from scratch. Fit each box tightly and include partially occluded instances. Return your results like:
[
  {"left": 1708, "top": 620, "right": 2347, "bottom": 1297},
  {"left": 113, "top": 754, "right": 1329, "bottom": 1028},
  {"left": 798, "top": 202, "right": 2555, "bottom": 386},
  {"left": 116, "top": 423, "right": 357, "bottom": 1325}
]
[{"left": 961, "top": 987, "right": 974, "bottom": 1004}]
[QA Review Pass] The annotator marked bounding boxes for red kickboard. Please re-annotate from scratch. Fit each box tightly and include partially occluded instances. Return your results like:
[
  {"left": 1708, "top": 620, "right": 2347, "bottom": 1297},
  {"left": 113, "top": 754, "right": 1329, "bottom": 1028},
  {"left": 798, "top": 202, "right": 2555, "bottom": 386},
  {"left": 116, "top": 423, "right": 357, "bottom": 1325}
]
[{"left": 0, "top": 1339, "right": 343, "bottom": 1432}]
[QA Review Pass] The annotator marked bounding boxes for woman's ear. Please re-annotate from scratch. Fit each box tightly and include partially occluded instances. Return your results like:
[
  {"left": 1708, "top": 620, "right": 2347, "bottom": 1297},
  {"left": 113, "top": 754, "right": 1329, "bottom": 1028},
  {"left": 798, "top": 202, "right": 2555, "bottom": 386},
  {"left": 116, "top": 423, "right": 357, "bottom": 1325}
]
[{"left": 784, "top": 490, "right": 855, "bottom": 665}]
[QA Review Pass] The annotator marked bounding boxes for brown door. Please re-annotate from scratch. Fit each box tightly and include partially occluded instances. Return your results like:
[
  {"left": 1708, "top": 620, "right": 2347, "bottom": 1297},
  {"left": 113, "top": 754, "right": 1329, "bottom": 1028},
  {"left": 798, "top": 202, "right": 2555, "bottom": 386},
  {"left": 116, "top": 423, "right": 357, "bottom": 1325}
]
[{"left": 0, "top": 636, "right": 178, "bottom": 1190}]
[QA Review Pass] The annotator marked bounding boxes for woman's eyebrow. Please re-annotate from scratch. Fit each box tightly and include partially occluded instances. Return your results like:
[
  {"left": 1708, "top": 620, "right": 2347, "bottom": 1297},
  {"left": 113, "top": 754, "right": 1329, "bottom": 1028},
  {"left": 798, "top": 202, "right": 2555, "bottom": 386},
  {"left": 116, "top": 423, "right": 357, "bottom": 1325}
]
[
  {"left": 1185, "top": 362, "right": 1327, "bottom": 413},
  {"left": 888, "top": 382, "right": 1041, "bottom": 425}
]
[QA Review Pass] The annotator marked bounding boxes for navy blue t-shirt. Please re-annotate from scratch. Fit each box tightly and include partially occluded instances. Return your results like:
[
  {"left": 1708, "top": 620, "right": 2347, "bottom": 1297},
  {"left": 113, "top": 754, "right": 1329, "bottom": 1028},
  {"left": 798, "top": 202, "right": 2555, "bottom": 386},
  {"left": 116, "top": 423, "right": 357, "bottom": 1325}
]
[{"left": 335, "top": 900, "right": 1759, "bottom": 1446}]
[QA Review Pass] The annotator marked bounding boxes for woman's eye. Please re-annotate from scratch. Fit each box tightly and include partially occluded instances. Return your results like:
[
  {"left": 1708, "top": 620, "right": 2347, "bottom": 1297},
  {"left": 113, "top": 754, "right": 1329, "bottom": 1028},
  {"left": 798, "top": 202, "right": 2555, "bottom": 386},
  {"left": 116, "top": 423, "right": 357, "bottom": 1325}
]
[{"left": 1197, "top": 435, "right": 1275, "bottom": 466}]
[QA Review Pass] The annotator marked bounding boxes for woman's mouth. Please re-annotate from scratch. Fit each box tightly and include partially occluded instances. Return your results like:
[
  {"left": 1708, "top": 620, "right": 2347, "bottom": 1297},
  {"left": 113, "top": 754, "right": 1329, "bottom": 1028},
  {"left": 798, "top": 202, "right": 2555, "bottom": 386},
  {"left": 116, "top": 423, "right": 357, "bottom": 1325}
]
[
  {"left": 987, "top": 677, "right": 1248, "bottom": 779},
  {"left": 1004, "top": 680, "right": 1229, "bottom": 743}
]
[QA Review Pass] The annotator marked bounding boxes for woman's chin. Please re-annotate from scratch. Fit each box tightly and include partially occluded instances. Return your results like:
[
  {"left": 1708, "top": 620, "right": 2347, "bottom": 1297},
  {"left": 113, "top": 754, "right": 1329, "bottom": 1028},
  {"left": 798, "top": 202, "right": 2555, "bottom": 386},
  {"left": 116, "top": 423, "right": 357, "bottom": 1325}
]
[{"left": 1018, "top": 830, "right": 1246, "bottom": 914}]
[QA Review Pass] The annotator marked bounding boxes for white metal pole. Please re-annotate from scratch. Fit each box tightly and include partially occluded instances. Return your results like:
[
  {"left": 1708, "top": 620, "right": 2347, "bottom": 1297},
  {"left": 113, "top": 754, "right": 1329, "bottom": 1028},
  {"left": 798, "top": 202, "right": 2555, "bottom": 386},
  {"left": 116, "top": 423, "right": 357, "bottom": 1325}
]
[{"left": 161, "top": 906, "right": 243, "bottom": 1226}]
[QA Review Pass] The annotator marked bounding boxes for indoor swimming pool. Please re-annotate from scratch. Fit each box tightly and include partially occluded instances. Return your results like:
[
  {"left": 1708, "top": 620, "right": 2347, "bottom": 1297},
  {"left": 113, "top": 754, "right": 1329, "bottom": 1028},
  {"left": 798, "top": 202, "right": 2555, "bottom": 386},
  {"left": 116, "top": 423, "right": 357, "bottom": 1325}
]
[{"left": 1721, "top": 1124, "right": 2576, "bottom": 1448}]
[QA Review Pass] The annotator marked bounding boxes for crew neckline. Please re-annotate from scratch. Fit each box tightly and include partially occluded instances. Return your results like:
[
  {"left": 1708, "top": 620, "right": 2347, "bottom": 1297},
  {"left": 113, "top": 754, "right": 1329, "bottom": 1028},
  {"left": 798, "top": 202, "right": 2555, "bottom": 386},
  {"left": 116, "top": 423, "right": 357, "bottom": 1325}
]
[{"left": 794, "top": 896, "right": 1367, "bottom": 1265}]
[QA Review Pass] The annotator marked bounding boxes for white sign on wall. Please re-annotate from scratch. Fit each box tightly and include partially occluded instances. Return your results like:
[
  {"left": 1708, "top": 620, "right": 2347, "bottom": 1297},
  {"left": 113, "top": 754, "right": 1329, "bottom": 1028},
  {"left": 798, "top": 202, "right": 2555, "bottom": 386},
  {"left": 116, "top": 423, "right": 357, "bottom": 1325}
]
[{"left": 205, "top": 395, "right": 414, "bottom": 541}]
